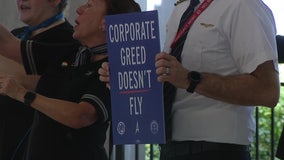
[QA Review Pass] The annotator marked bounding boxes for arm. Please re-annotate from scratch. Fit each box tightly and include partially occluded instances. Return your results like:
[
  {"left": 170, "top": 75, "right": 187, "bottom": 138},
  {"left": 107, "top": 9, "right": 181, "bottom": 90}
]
[
  {"left": 17, "top": 75, "right": 40, "bottom": 91},
  {"left": 99, "top": 53, "right": 279, "bottom": 108},
  {"left": 155, "top": 53, "right": 280, "bottom": 108},
  {"left": 0, "top": 74, "right": 98, "bottom": 129},
  {"left": 0, "top": 25, "right": 22, "bottom": 64},
  {"left": 0, "top": 55, "right": 39, "bottom": 90},
  {"left": 1, "top": 24, "right": 79, "bottom": 74},
  {"left": 196, "top": 61, "right": 279, "bottom": 107}
]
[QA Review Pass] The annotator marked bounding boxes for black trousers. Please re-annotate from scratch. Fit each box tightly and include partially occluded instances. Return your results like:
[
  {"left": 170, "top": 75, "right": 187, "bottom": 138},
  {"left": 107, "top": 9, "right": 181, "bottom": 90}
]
[
  {"left": 160, "top": 141, "right": 251, "bottom": 160},
  {"left": 277, "top": 126, "right": 284, "bottom": 159}
]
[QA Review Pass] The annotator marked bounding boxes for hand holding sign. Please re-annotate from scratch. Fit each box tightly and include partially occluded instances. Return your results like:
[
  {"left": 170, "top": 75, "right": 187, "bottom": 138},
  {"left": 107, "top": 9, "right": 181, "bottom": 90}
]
[{"left": 106, "top": 10, "right": 165, "bottom": 144}]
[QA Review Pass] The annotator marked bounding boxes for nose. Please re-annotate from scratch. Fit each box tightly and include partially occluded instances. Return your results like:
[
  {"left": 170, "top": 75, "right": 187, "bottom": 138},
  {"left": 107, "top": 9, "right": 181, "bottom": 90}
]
[{"left": 76, "top": 4, "right": 86, "bottom": 15}]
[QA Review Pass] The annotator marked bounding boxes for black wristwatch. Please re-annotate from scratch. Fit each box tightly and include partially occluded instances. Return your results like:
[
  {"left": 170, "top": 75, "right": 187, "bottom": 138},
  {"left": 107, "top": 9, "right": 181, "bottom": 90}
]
[
  {"left": 24, "top": 91, "right": 36, "bottom": 106},
  {"left": 186, "top": 71, "right": 202, "bottom": 93}
]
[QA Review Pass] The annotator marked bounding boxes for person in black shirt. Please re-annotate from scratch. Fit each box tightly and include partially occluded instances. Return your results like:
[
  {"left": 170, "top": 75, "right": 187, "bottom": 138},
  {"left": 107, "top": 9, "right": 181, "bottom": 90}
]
[
  {"left": 277, "top": 35, "right": 284, "bottom": 62},
  {"left": 0, "top": 0, "right": 141, "bottom": 159},
  {"left": 0, "top": 0, "right": 77, "bottom": 159},
  {"left": 276, "top": 35, "right": 284, "bottom": 160},
  {"left": 277, "top": 130, "right": 284, "bottom": 160}
]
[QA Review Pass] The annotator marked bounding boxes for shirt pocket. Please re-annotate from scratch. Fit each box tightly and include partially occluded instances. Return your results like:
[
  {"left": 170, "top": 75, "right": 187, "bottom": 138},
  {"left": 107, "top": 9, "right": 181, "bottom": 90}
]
[{"left": 196, "top": 22, "right": 235, "bottom": 73}]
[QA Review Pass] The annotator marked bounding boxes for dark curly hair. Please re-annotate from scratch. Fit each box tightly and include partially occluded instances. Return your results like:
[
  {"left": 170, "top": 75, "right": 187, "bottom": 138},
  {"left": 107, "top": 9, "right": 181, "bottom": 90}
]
[{"left": 105, "top": 0, "right": 141, "bottom": 15}]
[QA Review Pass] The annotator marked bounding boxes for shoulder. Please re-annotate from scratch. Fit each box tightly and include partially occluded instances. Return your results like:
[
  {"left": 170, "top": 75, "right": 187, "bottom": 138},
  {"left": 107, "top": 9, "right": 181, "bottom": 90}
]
[
  {"left": 174, "top": 0, "right": 188, "bottom": 6},
  {"left": 10, "top": 26, "right": 27, "bottom": 37},
  {"left": 55, "top": 20, "right": 74, "bottom": 31},
  {"left": 33, "top": 21, "right": 76, "bottom": 43},
  {"left": 170, "top": 0, "right": 190, "bottom": 19},
  {"left": 216, "top": 0, "right": 274, "bottom": 21},
  {"left": 229, "top": 0, "right": 273, "bottom": 12},
  {"left": 47, "top": 21, "right": 74, "bottom": 35}
]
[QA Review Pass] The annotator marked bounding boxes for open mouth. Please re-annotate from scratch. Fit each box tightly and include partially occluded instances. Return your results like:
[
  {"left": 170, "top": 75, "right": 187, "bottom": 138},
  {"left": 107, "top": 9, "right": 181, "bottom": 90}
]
[
  {"left": 74, "top": 19, "right": 80, "bottom": 29},
  {"left": 19, "top": 4, "right": 31, "bottom": 11},
  {"left": 75, "top": 19, "right": 80, "bottom": 25}
]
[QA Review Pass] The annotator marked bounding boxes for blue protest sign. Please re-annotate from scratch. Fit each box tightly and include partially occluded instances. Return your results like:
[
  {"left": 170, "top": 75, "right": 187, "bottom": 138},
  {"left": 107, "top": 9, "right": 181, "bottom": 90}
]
[{"left": 106, "top": 10, "right": 165, "bottom": 144}]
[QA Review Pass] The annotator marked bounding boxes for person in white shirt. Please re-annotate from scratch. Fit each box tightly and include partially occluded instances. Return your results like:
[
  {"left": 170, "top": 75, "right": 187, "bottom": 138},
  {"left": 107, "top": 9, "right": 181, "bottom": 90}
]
[{"left": 99, "top": 0, "right": 280, "bottom": 159}]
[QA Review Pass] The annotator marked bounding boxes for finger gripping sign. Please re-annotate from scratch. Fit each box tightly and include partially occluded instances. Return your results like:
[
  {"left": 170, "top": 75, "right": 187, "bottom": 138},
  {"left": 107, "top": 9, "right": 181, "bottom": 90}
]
[{"left": 106, "top": 10, "right": 165, "bottom": 144}]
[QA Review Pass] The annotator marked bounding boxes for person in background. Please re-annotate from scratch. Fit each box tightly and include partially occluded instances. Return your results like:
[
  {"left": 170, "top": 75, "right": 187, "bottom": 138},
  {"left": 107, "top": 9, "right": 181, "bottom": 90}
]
[
  {"left": 99, "top": 0, "right": 280, "bottom": 159},
  {"left": 0, "top": 0, "right": 141, "bottom": 159},
  {"left": 276, "top": 35, "right": 284, "bottom": 63},
  {"left": 277, "top": 121, "right": 284, "bottom": 159},
  {"left": 276, "top": 34, "right": 284, "bottom": 160},
  {"left": 0, "top": 0, "right": 77, "bottom": 159}
]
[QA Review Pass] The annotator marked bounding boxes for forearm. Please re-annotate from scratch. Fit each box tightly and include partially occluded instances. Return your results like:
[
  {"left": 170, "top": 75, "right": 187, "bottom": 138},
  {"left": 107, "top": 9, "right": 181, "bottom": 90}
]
[
  {"left": 195, "top": 61, "right": 279, "bottom": 107},
  {"left": 16, "top": 75, "right": 39, "bottom": 91},
  {"left": 0, "top": 25, "right": 22, "bottom": 64},
  {"left": 0, "top": 41, "right": 22, "bottom": 63},
  {"left": 5, "top": 39, "right": 22, "bottom": 64},
  {"left": 16, "top": 88, "right": 98, "bottom": 129},
  {"left": 0, "top": 59, "right": 39, "bottom": 90}
]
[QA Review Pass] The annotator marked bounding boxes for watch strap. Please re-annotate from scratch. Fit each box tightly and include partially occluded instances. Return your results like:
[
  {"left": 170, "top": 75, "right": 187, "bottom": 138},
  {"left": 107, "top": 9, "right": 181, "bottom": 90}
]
[
  {"left": 187, "top": 82, "right": 197, "bottom": 93},
  {"left": 24, "top": 91, "right": 36, "bottom": 106},
  {"left": 186, "top": 71, "right": 201, "bottom": 93}
]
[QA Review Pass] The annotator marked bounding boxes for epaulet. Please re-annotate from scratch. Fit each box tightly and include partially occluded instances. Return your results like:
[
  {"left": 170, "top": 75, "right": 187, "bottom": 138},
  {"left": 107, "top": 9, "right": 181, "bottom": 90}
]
[{"left": 174, "top": 0, "right": 187, "bottom": 6}]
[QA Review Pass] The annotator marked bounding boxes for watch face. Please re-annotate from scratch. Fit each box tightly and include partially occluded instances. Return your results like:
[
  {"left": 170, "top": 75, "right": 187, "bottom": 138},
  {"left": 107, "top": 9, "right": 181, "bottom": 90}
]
[
  {"left": 191, "top": 71, "right": 201, "bottom": 81},
  {"left": 24, "top": 91, "right": 36, "bottom": 106}
]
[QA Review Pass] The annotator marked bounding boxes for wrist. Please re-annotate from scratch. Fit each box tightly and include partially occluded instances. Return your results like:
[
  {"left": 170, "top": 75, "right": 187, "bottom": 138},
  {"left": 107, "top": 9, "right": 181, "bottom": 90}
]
[
  {"left": 24, "top": 90, "right": 36, "bottom": 106},
  {"left": 186, "top": 71, "right": 202, "bottom": 93},
  {"left": 13, "top": 87, "right": 26, "bottom": 102}
]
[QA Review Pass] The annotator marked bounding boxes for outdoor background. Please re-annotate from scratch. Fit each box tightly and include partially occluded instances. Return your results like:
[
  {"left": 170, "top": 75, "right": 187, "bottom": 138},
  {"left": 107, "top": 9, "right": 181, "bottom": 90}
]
[{"left": 0, "top": 0, "right": 283, "bottom": 159}]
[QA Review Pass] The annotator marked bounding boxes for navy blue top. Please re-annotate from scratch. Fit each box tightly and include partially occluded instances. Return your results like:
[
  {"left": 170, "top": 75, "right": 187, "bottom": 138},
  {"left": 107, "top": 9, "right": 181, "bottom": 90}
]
[
  {"left": 0, "top": 20, "right": 76, "bottom": 160},
  {"left": 21, "top": 40, "right": 110, "bottom": 160}
]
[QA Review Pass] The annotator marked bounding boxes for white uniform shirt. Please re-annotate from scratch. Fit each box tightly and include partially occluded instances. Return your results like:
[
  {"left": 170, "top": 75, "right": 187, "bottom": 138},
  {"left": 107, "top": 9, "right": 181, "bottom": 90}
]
[{"left": 163, "top": 0, "right": 278, "bottom": 145}]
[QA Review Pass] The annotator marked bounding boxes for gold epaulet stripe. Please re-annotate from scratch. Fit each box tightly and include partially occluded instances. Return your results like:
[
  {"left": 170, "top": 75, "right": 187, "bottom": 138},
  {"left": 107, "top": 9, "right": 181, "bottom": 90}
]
[{"left": 175, "top": 0, "right": 187, "bottom": 6}]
